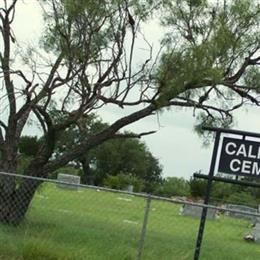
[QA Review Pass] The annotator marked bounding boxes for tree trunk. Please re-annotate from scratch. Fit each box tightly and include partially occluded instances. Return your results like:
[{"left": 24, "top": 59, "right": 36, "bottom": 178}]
[
  {"left": 0, "top": 176, "right": 41, "bottom": 225},
  {"left": 80, "top": 157, "right": 95, "bottom": 185}
]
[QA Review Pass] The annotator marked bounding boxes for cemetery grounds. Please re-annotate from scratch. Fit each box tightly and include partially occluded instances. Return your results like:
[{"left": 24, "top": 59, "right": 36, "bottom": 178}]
[{"left": 0, "top": 182, "right": 260, "bottom": 260}]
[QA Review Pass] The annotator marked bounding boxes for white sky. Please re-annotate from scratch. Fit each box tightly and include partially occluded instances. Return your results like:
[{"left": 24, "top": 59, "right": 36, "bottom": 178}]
[{"left": 6, "top": 0, "right": 260, "bottom": 179}]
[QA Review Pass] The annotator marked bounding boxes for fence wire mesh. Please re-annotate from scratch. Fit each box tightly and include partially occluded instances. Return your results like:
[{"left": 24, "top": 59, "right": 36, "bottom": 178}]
[{"left": 1, "top": 172, "right": 260, "bottom": 260}]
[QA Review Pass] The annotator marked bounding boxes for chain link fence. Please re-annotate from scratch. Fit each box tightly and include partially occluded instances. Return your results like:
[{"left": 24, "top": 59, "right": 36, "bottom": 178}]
[{"left": 1, "top": 171, "right": 260, "bottom": 259}]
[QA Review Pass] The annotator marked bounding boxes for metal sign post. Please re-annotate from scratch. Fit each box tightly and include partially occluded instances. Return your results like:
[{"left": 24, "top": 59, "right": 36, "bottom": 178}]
[
  {"left": 193, "top": 131, "right": 220, "bottom": 260},
  {"left": 193, "top": 127, "right": 260, "bottom": 260}
]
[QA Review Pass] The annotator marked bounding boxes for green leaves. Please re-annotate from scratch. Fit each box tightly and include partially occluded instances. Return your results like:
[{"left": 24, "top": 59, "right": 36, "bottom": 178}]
[
  {"left": 156, "top": 43, "right": 224, "bottom": 104},
  {"left": 41, "top": 0, "right": 155, "bottom": 61},
  {"left": 244, "top": 67, "right": 260, "bottom": 92},
  {"left": 154, "top": 0, "right": 260, "bottom": 131},
  {"left": 194, "top": 112, "right": 233, "bottom": 146}
]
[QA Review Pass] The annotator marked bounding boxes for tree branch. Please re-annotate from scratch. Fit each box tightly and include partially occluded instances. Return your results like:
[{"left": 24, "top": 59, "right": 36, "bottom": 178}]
[
  {"left": 42, "top": 104, "right": 156, "bottom": 175},
  {"left": 113, "top": 130, "right": 157, "bottom": 139}
]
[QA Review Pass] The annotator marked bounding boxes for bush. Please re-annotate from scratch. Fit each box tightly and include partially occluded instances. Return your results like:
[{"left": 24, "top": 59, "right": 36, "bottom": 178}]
[
  {"left": 189, "top": 178, "right": 207, "bottom": 198},
  {"left": 17, "top": 155, "right": 33, "bottom": 175},
  {"left": 103, "top": 174, "right": 143, "bottom": 192},
  {"left": 155, "top": 177, "right": 190, "bottom": 198},
  {"left": 226, "top": 191, "right": 257, "bottom": 207}
]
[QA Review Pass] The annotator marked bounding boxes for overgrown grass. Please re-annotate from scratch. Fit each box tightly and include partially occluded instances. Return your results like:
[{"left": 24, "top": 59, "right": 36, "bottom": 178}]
[{"left": 0, "top": 184, "right": 259, "bottom": 259}]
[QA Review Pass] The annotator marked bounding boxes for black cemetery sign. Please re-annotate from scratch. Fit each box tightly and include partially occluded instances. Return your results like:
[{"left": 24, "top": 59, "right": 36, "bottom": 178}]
[
  {"left": 218, "top": 137, "right": 260, "bottom": 178},
  {"left": 193, "top": 127, "right": 260, "bottom": 260}
]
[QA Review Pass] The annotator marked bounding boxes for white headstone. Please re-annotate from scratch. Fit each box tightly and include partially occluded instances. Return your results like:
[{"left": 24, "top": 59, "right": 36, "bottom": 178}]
[
  {"left": 124, "top": 185, "right": 134, "bottom": 192},
  {"left": 252, "top": 223, "right": 260, "bottom": 243},
  {"left": 225, "top": 204, "right": 257, "bottom": 223},
  {"left": 57, "top": 173, "right": 80, "bottom": 190},
  {"left": 182, "top": 204, "right": 216, "bottom": 220}
]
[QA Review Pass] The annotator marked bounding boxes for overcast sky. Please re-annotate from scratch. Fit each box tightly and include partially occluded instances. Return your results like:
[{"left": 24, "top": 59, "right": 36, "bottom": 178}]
[{"left": 6, "top": 1, "right": 260, "bottom": 179}]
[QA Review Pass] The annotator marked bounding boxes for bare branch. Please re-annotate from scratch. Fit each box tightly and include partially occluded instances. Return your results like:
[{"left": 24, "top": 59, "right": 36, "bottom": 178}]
[
  {"left": 113, "top": 130, "right": 157, "bottom": 139},
  {"left": 225, "top": 49, "right": 259, "bottom": 84}
]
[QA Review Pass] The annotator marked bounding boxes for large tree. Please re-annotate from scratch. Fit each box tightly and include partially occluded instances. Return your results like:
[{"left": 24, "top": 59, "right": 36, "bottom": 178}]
[
  {"left": 53, "top": 115, "right": 162, "bottom": 188},
  {"left": 88, "top": 137, "right": 162, "bottom": 190},
  {"left": 0, "top": 0, "right": 259, "bottom": 224}
]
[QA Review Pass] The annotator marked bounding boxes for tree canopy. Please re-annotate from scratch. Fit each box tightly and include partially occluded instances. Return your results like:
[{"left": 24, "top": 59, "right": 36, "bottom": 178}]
[
  {"left": 157, "top": 0, "right": 260, "bottom": 127},
  {"left": 89, "top": 137, "right": 162, "bottom": 190},
  {"left": 47, "top": 114, "right": 162, "bottom": 188}
]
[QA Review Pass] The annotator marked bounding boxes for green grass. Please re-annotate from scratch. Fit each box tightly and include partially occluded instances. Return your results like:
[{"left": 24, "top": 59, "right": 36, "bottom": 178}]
[{"left": 0, "top": 184, "right": 260, "bottom": 259}]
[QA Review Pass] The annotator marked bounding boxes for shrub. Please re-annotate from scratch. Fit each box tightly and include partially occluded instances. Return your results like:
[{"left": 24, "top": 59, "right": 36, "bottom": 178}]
[
  {"left": 155, "top": 177, "right": 190, "bottom": 198},
  {"left": 226, "top": 192, "right": 257, "bottom": 207},
  {"left": 103, "top": 174, "right": 143, "bottom": 192}
]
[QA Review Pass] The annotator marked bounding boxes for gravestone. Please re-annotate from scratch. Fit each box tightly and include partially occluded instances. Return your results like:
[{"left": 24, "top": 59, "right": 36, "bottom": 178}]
[
  {"left": 181, "top": 204, "right": 216, "bottom": 220},
  {"left": 244, "top": 206, "right": 260, "bottom": 243},
  {"left": 57, "top": 173, "right": 81, "bottom": 190},
  {"left": 123, "top": 185, "right": 134, "bottom": 192},
  {"left": 256, "top": 205, "right": 260, "bottom": 224},
  {"left": 252, "top": 223, "right": 260, "bottom": 244},
  {"left": 225, "top": 204, "right": 257, "bottom": 223}
]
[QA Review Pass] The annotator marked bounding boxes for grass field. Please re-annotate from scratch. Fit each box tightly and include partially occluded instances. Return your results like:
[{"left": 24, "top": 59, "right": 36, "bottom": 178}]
[{"left": 0, "top": 183, "right": 260, "bottom": 259}]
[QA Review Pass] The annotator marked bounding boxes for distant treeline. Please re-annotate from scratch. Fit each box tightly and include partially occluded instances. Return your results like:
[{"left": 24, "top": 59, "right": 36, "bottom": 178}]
[
  {"left": 153, "top": 175, "right": 260, "bottom": 207},
  {"left": 18, "top": 135, "right": 260, "bottom": 207}
]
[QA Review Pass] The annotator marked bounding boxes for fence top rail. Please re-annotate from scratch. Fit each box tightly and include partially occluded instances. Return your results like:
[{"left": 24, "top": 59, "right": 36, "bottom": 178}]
[{"left": 1, "top": 171, "right": 260, "bottom": 218}]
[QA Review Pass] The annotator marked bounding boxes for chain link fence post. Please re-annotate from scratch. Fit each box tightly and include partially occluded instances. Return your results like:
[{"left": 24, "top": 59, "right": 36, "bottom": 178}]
[{"left": 136, "top": 194, "right": 151, "bottom": 260}]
